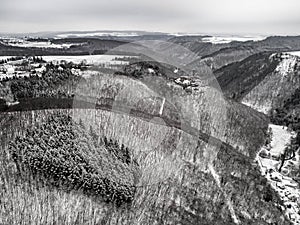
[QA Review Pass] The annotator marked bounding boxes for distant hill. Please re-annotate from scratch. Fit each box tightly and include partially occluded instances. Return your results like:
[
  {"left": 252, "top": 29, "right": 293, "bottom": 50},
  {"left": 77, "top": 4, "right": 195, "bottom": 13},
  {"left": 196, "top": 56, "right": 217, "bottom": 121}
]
[
  {"left": 215, "top": 52, "right": 280, "bottom": 100},
  {"left": 215, "top": 50, "right": 300, "bottom": 133},
  {"left": 174, "top": 35, "right": 300, "bottom": 70},
  {"left": 216, "top": 52, "right": 300, "bottom": 114},
  {"left": 0, "top": 38, "right": 129, "bottom": 56}
]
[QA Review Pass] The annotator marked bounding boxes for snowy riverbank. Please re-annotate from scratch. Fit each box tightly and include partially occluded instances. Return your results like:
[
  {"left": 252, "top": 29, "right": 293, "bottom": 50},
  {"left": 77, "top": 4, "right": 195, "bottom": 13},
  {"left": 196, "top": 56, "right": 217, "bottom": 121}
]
[{"left": 256, "top": 124, "right": 300, "bottom": 224}]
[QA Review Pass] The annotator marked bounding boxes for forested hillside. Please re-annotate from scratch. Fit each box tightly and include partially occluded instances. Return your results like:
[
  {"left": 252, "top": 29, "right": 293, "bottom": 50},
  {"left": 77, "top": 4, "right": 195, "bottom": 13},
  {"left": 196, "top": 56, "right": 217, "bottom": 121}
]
[
  {"left": 0, "top": 108, "right": 289, "bottom": 224},
  {"left": 3, "top": 35, "right": 300, "bottom": 224}
]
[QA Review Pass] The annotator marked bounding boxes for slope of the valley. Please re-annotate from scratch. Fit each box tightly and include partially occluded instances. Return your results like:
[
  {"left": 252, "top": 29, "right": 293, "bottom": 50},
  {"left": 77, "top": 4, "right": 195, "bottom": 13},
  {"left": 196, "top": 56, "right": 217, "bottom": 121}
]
[
  {"left": 0, "top": 108, "right": 288, "bottom": 225},
  {"left": 217, "top": 49, "right": 300, "bottom": 224},
  {"left": 241, "top": 53, "right": 300, "bottom": 115},
  {"left": 0, "top": 60, "right": 292, "bottom": 224},
  {"left": 215, "top": 51, "right": 300, "bottom": 115},
  {"left": 215, "top": 52, "right": 280, "bottom": 101}
]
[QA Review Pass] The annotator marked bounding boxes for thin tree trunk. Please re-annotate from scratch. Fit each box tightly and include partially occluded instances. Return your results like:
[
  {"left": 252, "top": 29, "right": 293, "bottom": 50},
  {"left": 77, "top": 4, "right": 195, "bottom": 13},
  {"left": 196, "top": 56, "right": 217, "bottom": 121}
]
[{"left": 278, "top": 150, "right": 295, "bottom": 172}]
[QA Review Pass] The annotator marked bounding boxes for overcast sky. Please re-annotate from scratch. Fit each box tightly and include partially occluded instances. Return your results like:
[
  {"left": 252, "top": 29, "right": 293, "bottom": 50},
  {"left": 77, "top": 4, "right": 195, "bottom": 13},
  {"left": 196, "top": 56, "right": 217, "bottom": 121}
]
[{"left": 0, "top": 0, "right": 300, "bottom": 35}]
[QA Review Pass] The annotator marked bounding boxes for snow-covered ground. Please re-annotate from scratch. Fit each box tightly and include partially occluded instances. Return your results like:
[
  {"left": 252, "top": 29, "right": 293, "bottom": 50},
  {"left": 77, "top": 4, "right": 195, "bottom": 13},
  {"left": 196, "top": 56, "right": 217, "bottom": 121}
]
[
  {"left": 75, "top": 70, "right": 101, "bottom": 78},
  {"left": 170, "top": 32, "right": 207, "bottom": 36},
  {"left": 0, "top": 71, "right": 32, "bottom": 80},
  {"left": 0, "top": 54, "right": 133, "bottom": 80},
  {"left": 0, "top": 38, "right": 81, "bottom": 49},
  {"left": 274, "top": 53, "right": 298, "bottom": 76},
  {"left": 201, "top": 35, "right": 266, "bottom": 44},
  {"left": 241, "top": 101, "right": 271, "bottom": 115},
  {"left": 56, "top": 31, "right": 139, "bottom": 38},
  {"left": 0, "top": 57, "right": 47, "bottom": 80},
  {"left": 42, "top": 55, "right": 130, "bottom": 66},
  {"left": 256, "top": 124, "right": 300, "bottom": 224},
  {"left": 242, "top": 53, "right": 300, "bottom": 115},
  {"left": 242, "top": 53, "right": 300, "bottom": 223},
  {"left": 288, "top": 51, "right": 300, "bottom": 57},
  {"left": 0, "top": 56, "right": 13, "bottom": 61}
]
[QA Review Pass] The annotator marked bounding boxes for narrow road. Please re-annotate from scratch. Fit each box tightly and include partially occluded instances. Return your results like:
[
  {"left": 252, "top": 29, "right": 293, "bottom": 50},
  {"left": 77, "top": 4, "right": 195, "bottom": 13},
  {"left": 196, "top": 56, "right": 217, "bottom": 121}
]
[{"left": 159, "top": 97, "right": 165, "bottom": 116}]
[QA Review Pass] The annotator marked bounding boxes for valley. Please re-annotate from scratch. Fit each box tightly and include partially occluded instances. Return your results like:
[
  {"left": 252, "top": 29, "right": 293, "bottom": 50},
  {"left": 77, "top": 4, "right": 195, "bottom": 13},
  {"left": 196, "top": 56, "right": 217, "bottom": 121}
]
[
  {"left": 1, "top": 32, "right": 300, "bottom": 224},
  {"left": 214, "top": 46, "right": 300, "bottom": 224}
]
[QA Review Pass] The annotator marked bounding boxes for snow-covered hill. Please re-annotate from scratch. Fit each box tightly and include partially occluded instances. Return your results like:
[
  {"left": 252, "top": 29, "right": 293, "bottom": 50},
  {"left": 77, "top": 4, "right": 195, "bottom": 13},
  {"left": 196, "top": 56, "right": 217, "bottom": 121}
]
[
  {"left": 55, "top": 31, "right": 140, "bottom": 38},
  {"left": 241, "top": 52, "right": 300, "bottom": 114},
  {"left": 0, "top": 38, "right": 81, "bottom": 49},
  {"left": 202, "top": 35, "right": 266, "bottom": 44}
]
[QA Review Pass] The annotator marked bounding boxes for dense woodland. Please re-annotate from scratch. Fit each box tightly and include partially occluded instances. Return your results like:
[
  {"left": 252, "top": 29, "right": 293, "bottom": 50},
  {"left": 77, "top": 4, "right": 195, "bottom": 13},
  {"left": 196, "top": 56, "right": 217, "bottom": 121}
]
[
  {"left": 8, "top": 112, "right": 138, "bottom": 205},
  {"left": 270, "top": 88, "right": 300, "bottom": 145},
  {"left": 0, "top": 108, "right": 288, "bottom": 224},
  {"left": 271, "top": 88, "right": 300, "bottom": 131},
  {"left": 10, "top": 63, "right": 82, "bottom": 99}
]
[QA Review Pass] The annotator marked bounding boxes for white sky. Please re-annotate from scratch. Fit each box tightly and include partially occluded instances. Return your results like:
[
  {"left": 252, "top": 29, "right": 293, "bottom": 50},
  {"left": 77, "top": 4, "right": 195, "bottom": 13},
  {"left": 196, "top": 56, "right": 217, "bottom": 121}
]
[{"left": 0, "top": 0, "right": 300, "bottom": 35}]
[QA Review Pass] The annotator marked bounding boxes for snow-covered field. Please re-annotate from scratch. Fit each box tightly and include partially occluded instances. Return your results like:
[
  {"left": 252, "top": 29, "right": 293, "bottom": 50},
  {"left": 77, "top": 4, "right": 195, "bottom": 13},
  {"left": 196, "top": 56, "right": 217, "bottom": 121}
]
[
  {"left": 170, "top": 32, "right": 207, "bottom": 36},
  {"left": 0, "top": 56, "right": 13, "bottom": 61},
  {"left": 7, "top": 41, "right": 75, "bottom": 49},
  {"left": 201, "top": 35, "right": 266, "bottom": 44},
  {"left": 0, "top": 39, "right": 80, "bottom": 49},
  {"left": 256, "top": 124, "right": 300, "bottom": 224},
  {"left": 0, "top": 72, "right": 32, "bottom": 80},
  {"left": 56, "top": 31, "right": 139, "bottom": 38},
  {"left": 42, "top": 55, "right": 130, "bottom": 66},
  {"left": 0, "top": 54, "right": 133, "bottom": 81},
  {"left": 288, "top": 51, "right": 300, "bottom": 57}
]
